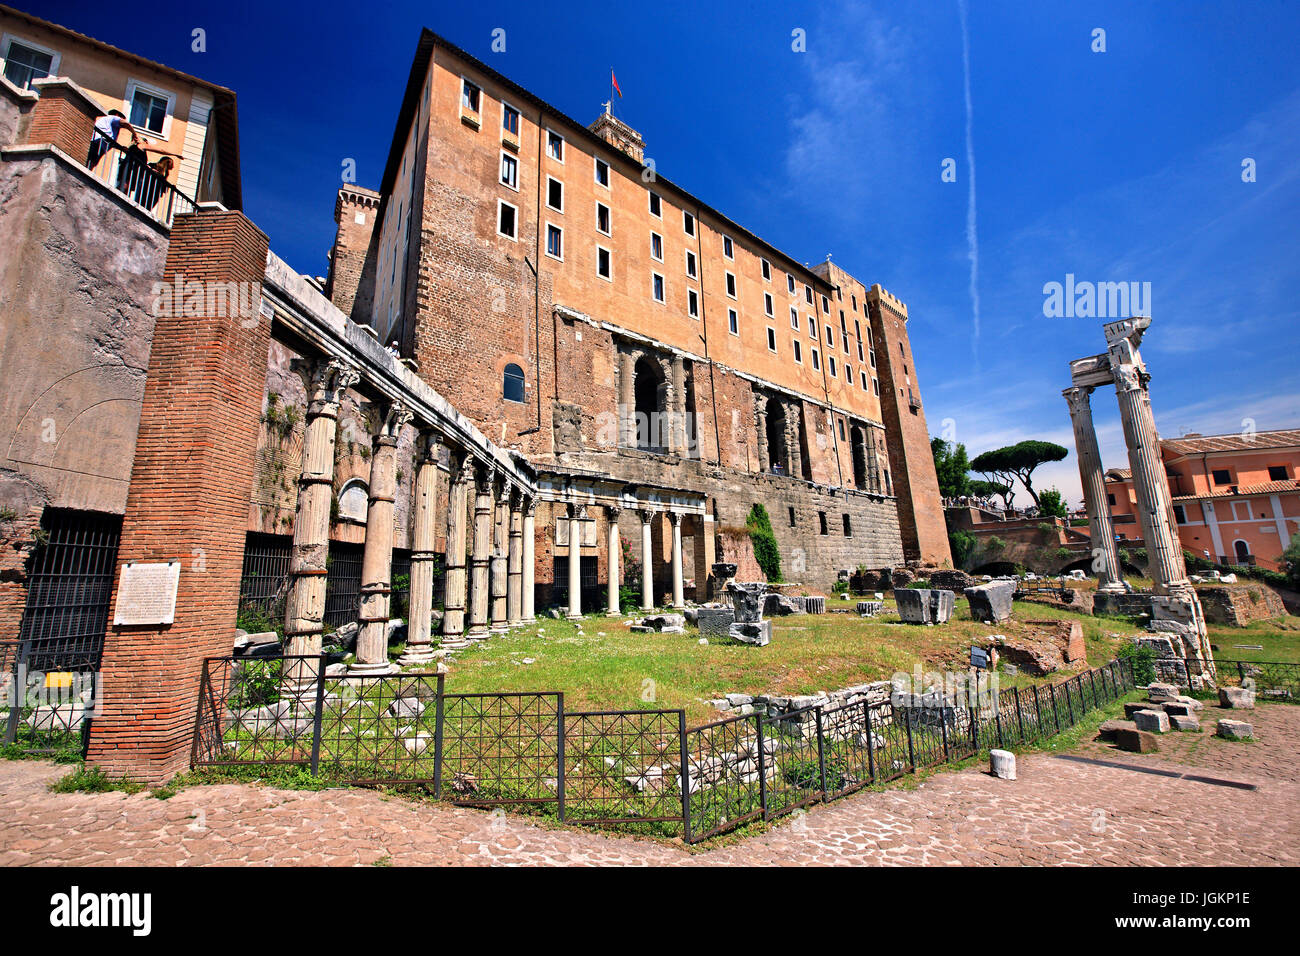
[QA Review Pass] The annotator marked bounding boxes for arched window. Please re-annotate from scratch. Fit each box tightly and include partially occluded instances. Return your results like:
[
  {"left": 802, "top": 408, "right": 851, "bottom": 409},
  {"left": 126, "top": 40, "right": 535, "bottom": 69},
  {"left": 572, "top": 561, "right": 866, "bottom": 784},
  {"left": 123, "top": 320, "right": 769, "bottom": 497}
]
[
  {"left": 1233, "top": 539, "right": 1252, "bottom": 563},
  {"left": 338, "top": 480, "right": 369, "bottom": 522},
  {"left": 503, "top": 363, "right": 525, "bottom": 403}
]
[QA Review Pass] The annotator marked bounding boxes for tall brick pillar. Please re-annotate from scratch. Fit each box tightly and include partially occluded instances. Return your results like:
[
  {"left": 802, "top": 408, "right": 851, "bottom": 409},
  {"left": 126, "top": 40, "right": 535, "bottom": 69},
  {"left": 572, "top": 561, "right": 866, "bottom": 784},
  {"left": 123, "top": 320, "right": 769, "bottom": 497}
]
[{"left": 86, "top": 207, "right": 270, "bottom": 783}]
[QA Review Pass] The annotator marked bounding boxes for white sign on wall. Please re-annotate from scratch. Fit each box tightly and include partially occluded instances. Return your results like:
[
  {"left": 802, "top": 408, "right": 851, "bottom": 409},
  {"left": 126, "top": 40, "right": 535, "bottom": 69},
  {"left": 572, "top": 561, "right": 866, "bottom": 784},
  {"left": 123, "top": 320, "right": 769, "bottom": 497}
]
[{"left": 113, "top": 561, "right": 181, "bottom": 626}]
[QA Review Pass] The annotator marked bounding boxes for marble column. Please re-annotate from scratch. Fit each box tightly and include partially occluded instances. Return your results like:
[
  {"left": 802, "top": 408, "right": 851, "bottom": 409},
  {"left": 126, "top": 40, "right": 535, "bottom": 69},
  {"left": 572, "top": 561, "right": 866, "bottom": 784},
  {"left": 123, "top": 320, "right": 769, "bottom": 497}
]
[
  {"left": 284, "top": 358, "right": 358, "bottom": 670},
  {"left": 605, "top": 505, "right": 622, "bottom": 616},
  {"left": 668, "top": 511, "right": 685, "bottom": 609},
  {"left": 440, "top": 450, "right": 473, "bottom": 648},
  {"left": 785, "top": 406, "right": 804, "bottom": 480},
  {"left": 521, "top": 497, "right": 536, "bottom": 623},
  {"left": 466, "top": 462, "right": 493, "bottom": 640},
  {"left": 399, "top": 428, "right": 440, "bottom": 665},
  {"left": 507, "top": 488, "right": 524, "bottom": 627},
  {"left": 490, "top": 478, "right": 510, "bottom": 634},
  {"left": 639, "top": 508, "right": 655, "bottom": 610},
  {"left": 352, "top": 401, "right": 412, "bottom": 674},
  {"left": 566, "top": 502, "right": 585, "bottom": 619},
  {"left": 1063, "top": 386, "right": 1125, "bottom": 593},
  {"left": 754, "top": 398, "right": 770, "bottom": 473}
]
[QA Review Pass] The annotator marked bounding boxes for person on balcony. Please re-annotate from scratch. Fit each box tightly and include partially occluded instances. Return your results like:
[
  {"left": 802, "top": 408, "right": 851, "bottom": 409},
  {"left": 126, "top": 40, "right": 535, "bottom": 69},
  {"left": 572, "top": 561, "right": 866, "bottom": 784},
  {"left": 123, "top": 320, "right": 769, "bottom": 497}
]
[
  {"left": 137, "top": 155, "right": 176, "bottom": 212},
  {"left": 86, "top": 109, "right": 136, "bottom": 170}
]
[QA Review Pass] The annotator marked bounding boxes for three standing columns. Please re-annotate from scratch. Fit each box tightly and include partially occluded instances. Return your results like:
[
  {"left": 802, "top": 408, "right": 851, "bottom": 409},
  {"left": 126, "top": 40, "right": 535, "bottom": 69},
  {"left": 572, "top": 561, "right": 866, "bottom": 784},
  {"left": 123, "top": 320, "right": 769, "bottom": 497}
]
[
  {"left": 1063, "top": 386, "right": 1125, "bottom": 592},
  {"left": 284, "top": 359, "right": 358, "bottom": 666},
  {"left": 439, "top": 451, "right": 473, "bottom": 649},
  {"left": 606, "top": 505, "right": 622, "bottom": 616},
  {"left": 639, "top": 509, "right": 655, "bottom": 610},
  {"left": 566, "top": 503, "right": 584, "bottom": 619},
  {"left": 467, "top": 463, "right": 494, "bottom": 640},
  {"left": 668, "top": 511, "right": 685, "bottom": 609},
  {"left": 352, "top": 401, "right": 413, "bottom": 674},
  {"left": 399, "top": 428, "right": 440, "bottom": 665}
]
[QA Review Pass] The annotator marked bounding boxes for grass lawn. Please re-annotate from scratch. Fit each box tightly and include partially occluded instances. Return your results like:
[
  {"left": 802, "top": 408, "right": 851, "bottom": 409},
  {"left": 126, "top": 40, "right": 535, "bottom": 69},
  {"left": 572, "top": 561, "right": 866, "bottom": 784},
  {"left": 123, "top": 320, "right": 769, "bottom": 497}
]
[
  {"left": 1207, "top": 618, "right": 1300, "bottom": 663},
  {"left": 435, "top": 598, "right": 1133, "bottom": 723}
]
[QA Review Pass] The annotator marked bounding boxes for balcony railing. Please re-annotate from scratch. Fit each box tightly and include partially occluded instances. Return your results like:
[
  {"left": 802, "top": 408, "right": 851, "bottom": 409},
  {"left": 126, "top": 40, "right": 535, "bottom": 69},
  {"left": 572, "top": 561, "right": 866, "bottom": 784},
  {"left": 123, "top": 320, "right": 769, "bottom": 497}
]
[{"left": 86, "top": 137, "right": 196, "bottom": 228}]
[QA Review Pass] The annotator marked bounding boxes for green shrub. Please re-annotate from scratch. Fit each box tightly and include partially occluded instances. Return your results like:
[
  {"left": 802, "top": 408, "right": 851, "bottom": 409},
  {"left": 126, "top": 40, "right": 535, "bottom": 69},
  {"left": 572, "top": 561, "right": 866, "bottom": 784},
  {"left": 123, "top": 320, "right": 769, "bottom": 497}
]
[
  {"left": 1118, "top": 641, "right": 1158, "bottom": 686},
  {"left": 746, "top": 504, "right": 782, "bottom": 583},
  {"left": 948, "top": 529, "right": 976, "bottom": 568}
]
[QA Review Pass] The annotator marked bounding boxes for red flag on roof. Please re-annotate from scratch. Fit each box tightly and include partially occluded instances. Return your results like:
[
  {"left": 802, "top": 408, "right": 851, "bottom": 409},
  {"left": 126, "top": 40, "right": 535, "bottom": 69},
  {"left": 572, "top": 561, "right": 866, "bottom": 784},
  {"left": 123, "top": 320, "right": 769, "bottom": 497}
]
[{"left": 612, "top": 70, "right": 622, "bottom": 98}]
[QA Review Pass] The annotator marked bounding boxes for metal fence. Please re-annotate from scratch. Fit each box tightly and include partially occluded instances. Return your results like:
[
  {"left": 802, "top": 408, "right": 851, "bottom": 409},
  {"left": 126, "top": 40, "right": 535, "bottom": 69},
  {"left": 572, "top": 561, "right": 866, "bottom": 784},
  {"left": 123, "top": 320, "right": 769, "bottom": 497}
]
[
  {"left": 87, "top": 138, "right": 198, "bottom": 228},
  {"left": 1152, "top": 657, "right": 1299, "bottom": 702},
  {"left": 193, "top": 655, "right": 1137, "bottom": 842}
]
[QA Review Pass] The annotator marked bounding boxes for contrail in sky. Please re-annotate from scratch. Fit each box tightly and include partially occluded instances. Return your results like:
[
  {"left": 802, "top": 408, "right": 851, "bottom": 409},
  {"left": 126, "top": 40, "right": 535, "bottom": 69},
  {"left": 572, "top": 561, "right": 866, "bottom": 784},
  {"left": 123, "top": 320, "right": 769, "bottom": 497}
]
[{"left": 958, "top": 0, "right": 980, "bottom": 356}]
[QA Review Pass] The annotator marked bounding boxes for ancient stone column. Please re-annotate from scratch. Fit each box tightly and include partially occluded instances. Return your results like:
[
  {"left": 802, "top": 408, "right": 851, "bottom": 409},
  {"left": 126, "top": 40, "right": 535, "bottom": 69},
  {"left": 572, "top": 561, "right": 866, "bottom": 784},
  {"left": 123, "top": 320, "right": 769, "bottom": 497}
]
[
  {"left": 490, "top": 478, "right": 511, "bottom": 634},
  {"left": 285, "top": 359, "right": 359, "bottom": 665},
  {"left": 440, "top": 450, "right": 473, "bottom": 648},
  {"left": 606, "top": 504, "right": 622, "bottom": 616},
  {"left": 639, "top": 508, "right": 655, "bottom": 610},
  {"left": 567, "top": 502, "right": 584, "bottom": 619},
  {"left": 352, "top": 401, "right": 412, "bottom": 674},
  {"left": 669, "top": 511, "right": 685, "bottom": 609},
  {"left": 399, "top": 427, "right": 441, "bottom": 665},
  {"left": 754, "top": 398, "right": 770, "bottom": 473},
  {"left": 785, "top": 406, "right": 804, "bottom": 480},
  {"left": 466, "top": 462, "right": 494, "bottom": 640},
  {"left": 521, "top": 497, "right": 536, "bottom": 623},
  {"left": 1063, "top": 386, "right": 1125, "bottom": 593},
  {"left": 506, "top": 488, "right": 524, "bottom": 627}
]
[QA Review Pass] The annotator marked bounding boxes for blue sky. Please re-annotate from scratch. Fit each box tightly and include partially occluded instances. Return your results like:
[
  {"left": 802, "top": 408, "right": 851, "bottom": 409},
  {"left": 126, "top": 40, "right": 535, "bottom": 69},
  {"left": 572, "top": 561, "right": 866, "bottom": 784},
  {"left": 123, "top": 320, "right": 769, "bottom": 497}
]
[{"left": 40, "top": 0, "right": 1300, "bottom": 505}]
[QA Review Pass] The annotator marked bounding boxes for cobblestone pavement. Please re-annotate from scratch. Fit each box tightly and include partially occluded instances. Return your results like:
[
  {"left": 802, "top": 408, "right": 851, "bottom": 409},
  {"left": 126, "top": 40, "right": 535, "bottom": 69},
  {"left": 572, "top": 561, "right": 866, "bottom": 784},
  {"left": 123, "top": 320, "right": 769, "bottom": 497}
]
[{"left": 2, "top": 705, "right": 1296, "bottom": 867}]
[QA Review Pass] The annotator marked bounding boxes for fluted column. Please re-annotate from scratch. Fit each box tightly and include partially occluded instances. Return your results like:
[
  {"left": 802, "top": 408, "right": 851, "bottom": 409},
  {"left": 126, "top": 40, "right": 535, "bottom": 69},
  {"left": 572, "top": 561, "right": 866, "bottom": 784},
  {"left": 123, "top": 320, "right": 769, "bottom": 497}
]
[
  {"left": 440, "top": 450, "right": 472, "bottom": 648},
  {"left": 507, "top": 489, "right": 524, "bottom": 626},
  {"left": 1063, "top": 386, "right": 1125, "bottom": 593},
  {"left": 669, "top": 511, "right": 685, "bottom": 609},
  {"left": 466, "top": 462, "right": 493, "bottom": 640},
  {"left": 786, "top": 406, "right": 804, "bottom": 480},
  {"left": 521, "top": 497, "right": 536, "bottom": 623},
  {"left": 490, "top": 478, "right": 510, "bottom": 634},
  {"left": 399, "top": 428, "right": 441, "bottom": 665},
  {"left": 352, "top": 401, "right": 412, "bottom": 674},
  {"left": 566, "top": 503, "right": 584, "bottom": 619},
  {"left": 606, "top": 505, "right": 622, "bottom": 616},
  {"left": 284, "top": 359, "right": 358, "bottom": 670},
  {"left": 754, "top": 398, "right": 770, "bottom": 473},
  {"left": 639, "top": 509, "right": 655, "bottom": 610}
]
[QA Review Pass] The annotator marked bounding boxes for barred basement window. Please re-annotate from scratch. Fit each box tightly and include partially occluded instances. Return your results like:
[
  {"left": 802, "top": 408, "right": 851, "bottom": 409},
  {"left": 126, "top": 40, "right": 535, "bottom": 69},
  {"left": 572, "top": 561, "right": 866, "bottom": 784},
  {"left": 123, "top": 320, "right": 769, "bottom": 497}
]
[
  {"left": 788, "top": 506, "right": 796, "bottom": 527},
  {"left": 842, "top": 514, "right": 852, "bottom": 536}
]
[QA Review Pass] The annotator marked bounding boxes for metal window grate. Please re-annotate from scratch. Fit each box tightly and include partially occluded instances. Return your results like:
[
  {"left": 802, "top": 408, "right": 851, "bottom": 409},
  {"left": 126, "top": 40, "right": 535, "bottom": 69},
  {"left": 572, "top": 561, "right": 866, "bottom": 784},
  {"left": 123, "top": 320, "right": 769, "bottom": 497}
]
[{"left": 238, "top": 533, "right": 292, "bottom": 613}]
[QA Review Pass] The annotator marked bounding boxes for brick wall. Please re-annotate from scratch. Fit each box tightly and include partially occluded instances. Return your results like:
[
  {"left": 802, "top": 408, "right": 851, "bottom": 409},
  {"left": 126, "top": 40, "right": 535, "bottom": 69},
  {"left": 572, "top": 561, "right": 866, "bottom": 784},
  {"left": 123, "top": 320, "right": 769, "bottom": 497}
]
[
  {"left": 86, "top": 208, "right": 271, "bottom": 783},
  {"left": 325, "top": 186, "right": 381, "bottom": 320},
  {"left": 26, "top": 79, "right": 99, "bottom": 160}
]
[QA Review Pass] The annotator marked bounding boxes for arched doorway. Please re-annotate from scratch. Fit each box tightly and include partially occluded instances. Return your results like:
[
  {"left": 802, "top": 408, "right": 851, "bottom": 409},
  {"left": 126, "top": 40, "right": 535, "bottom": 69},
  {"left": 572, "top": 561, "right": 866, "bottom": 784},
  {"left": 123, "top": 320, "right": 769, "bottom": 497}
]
[
  {"left": 765, "top": 398, "right": 787, "bottom": 474},
  {"left": 1233, "top": 539, "right": 1252, "bottom": 564},
  {"left": 633, "top": 357, "right": 665, "bottom": 451}
]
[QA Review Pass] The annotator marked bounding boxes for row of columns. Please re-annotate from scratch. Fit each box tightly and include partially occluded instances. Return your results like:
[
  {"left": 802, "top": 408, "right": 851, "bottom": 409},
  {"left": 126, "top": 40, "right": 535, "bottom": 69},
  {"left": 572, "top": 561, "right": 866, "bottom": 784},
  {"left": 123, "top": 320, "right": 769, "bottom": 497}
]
[
  {"left": 282, "top": 356, "right": 536, "bottom": 673},
  {"left": 565, "top": 504, "right": 688, "bottom": 618}
]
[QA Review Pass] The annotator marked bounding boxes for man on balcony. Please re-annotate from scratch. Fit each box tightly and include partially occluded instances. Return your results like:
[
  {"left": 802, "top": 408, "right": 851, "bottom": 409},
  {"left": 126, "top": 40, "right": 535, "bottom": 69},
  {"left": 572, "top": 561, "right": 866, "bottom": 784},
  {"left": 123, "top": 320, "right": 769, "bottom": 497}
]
[{"left": 86, "top": 108, "right": 136, "bottom": 171}]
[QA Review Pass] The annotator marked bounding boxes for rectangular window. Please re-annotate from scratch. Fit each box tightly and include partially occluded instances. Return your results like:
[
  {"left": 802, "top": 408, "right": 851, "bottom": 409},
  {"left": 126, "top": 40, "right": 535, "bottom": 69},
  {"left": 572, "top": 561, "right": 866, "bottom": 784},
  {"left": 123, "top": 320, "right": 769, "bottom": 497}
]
[
  {"left": 650, "top": 231, "right": 663, "bottom": 261},
  {"left": 788, "top": 506, "right": 796, "bottom": 527},
  {"left": 852, "top": 294, "right": 858, "bottom": 311},
  {"left": 652, "top": 272, "right": 665, "bottom": 302},
  {"left": 683, "top": 211, "right": 695, "bottom": 236},
  {"left": 825, "top": 325, "right": 834, "bottom": 348},
  {"left": 596, "top": 202, "right": 611, "bottom": 235},
  {"left": 1173, "top": 505, "right": 1187, "bottom": 525},
  {"left": 496, "top": 199, "right": 517, "bottom": 240},
  {"left": 129, "top": 87, "right": 169, "bottom": 134},
  {"left": 819, "top": 512, "right": 828, "bottom": 535},
  {"left": 2, "top": 39, "right": 54, "bottom": 90},
  {"left": 845, "top": 365, "right": 854, "bottom": 385},
  {"left": 821, "top": 294, "right": 830, "bottom": 313},
  {"left": 461, "top": 78, "right": 481, "bottom": 113},
  {"left": 1212, "top": 469, "right": 1232, "bottom": 485},
  {"left": 761, "top": 258, "right": 771, "bottom": 281},
  {"left": 545, "top": 223, "right": 563, "bottom": 260},
  {"left": 872, "top": 377, "right": 879, "bottom": 396},
  {"left": 811, "top": 348, "right": 820, "bottom": 370},
  {"left": 547, "top": 129, "right": 564, "bottom": 161},
  {"left": 869, "top": 348, "right": 877, "bottom": 369},
  {"left": 858, "top": 341, "right": 865, "bottom": 362},
  {"left": 793, "top": 340, "right": 802, "bottom": 364},
  {"left": 728, "top": 309, "right": 739, "bottom": 335},
  {"left": 723, "top": 235, "right": 734, "bottom": 259},
  {"left": 842, "top": 514, "right": 852, "bottom": 536},
  {"left": 790, "top": 307, "right": 799, "bottom": 330},
  {"left": 764, "top": 292, "right": 774, "bottom": 317},
  {"left": 1268, "top": 464, "right": 1290, "bottom": 481},
  {"left": 829, "top": 356, "right": 837, "bottom": 378},
  {"left": 499, "top": 152, "right": 519, "bottom": 189},
  {"left": 766, "top": 327, "right": 777, "bottom": 353},
  {"left": 594, "top": 157, "right": 610, "bottom": 187},
  {"left": 810, "top": 321, "right": 818, "bottom": 340},
  {"left": 688, "top": 288, "right": 699, "bottom": 318},
  {"left": 861, "top": 370, "right": 869, "bottom": 390},
  {"left": 597, "top": 246, "right": 612, "bottom": 279},
  {"left": 805, "top": 284, "right": 813, "bottom": 304},
  {"left": 787, "top": 274, "right": 796, "bottom": 295},
  {"left": 685, "top": 250, "right": 697, "bottom": 278},
  {"left": 501, "top": 101, "right": 519, "bottom": 135},
  {"left": 648, "top": 191, "right": 662, "bottom": 217},
  {"left": 547, "top": 176, "right": 563, "bottom": 212},
  {"left": 1107, "top": 493, "right": 1117, "bottom": 507},
  {"left": 725, "top": 272, "right": 737, "bottom": 298}
]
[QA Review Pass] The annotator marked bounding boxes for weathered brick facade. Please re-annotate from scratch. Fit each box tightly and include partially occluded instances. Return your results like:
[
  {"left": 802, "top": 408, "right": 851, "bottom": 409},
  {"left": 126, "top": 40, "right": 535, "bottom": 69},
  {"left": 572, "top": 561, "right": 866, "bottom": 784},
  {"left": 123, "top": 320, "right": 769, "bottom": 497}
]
[{"left": 85, "top": 208, "right": 271, "bottom": 782}]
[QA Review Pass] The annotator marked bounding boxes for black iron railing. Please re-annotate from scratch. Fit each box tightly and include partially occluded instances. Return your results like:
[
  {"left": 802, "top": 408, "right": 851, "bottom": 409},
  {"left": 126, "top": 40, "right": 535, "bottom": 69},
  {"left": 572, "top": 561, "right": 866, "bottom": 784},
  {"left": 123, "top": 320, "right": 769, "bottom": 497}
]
[
  {"left": 192, "top": 656, "right": 1139, "bottom": 842},
  {"left": 86, "top": 137, "right": 197, "bottom": 227}
]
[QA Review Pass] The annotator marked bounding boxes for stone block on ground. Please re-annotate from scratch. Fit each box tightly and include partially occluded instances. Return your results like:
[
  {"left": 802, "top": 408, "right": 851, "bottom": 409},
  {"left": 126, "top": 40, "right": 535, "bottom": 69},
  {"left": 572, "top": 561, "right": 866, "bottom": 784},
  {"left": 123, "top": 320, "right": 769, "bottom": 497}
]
[
  {"left": 1098, "top": 718, "right": 1136, "bottom": 742},
  {"left": 728, "top": 585, "right": 765, "bottom": 624},
  {"left": 1124, "top": 701, "right": 1155, "bottom": 719},
  {"left": 1169, "top": 715, "right": 1200, "bottom": 732},
  {"left": 728, "top": 621, "right": 771, "bottom": 646},
  {"left": 1218, "top": 686, "right": 1255, "bottom": 709},
  {"left": 1161, "top": 700, "right": 1195, "bottom": 717},
  {"left": 1115, "top": 728, "right": 1158, "bottom": 753},
  {"left": 856, "top": 600, "right": 884, "bottom": 617},
  {"left": 894, "top": 588, "right": 929, "bottom": 624},
  {"left": 1146, "top": 682, "right": 1180, "bottom": 703},
  {"left": 930, "top": 569, "right": 975, "bottom": 591},
  {"left": 1132, "top": 709, "right": 1170, "bottom": 734},
  {"left": 989, "top": 749, "right": 1016, "bottom": 780},
  {"left": 804, "top": 596, "right": 826, "bottom": 614},
  {"left": 964, "top": 580, "right": 1014, "bottom": 623},
  {"left": 1216, "top": 718, "right": 1254, "bottom": 740},
  {"left": 695, "top": 606, "right": 735, "bottom": 641}
]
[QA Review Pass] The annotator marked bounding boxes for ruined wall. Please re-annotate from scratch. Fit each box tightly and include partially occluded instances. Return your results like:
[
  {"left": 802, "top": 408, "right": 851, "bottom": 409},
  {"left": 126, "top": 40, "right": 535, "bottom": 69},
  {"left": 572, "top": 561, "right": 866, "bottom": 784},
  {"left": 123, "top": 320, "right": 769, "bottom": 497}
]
[{"left": 0, "top": 151, "right": 168, "bottom": 635}]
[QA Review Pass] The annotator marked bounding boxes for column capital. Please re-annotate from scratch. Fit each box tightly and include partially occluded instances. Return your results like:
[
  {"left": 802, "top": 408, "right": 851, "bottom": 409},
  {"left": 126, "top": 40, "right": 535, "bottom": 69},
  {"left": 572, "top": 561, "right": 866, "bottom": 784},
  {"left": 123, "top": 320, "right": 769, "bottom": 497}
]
[
  {"left": 567, "top": 501, "right": 587, "bottom": 520},
  {"left": 638, "top": 507, "right": 656, "bottom": 524},
  {"left": 373, "top": 400, "right": 413, "bottom": 444},
  {"left": 605, "top": 503, "right": 622, "bottom": 519},
  {"left": 523, "top": 495, "right": 537, "bottom": 517},
  {"left": 415, "top": 426, "right": 443, "bottom": 462},
  {"left": 291, "top": 357, "right": 360, "bottom": 412},
  {"left": 1062, "top": 384, "right": 1094, "bottom": 415},
  {"left": 667, "top": 510, "right": 682, "bottom": 528},
  {"left": 474, "top": 460, "right": 495, "bottom": 494}
]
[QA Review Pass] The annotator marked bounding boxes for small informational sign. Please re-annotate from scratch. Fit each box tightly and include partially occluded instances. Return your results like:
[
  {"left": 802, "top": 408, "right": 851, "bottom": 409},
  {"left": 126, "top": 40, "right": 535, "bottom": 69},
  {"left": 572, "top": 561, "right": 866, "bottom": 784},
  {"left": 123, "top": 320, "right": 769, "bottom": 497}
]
[
  {"left": 113, "top": 560, "right": 181, "bottom": 626},
  {"left": 970, "top": 646, "right": 989, "bottom": 670}
]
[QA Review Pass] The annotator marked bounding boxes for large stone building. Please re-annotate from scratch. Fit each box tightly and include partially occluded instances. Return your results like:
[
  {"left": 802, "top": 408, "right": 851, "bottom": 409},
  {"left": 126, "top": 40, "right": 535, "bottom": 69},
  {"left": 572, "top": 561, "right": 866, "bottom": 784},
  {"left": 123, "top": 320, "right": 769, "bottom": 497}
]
[{"left": 322, "top": 29, "right": 948, "bottom": 602}]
